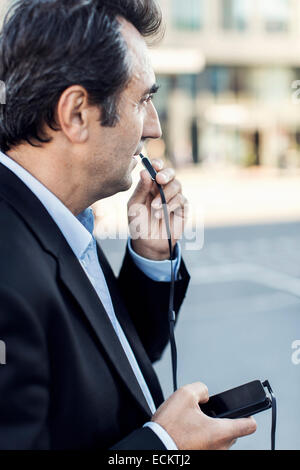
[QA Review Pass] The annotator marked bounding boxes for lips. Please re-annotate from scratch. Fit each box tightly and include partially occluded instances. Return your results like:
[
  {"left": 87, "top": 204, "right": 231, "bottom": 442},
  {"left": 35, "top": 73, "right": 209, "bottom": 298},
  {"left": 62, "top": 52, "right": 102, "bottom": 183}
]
[{"left": 134, "top": 145, "right": 144, "bottom": 157}]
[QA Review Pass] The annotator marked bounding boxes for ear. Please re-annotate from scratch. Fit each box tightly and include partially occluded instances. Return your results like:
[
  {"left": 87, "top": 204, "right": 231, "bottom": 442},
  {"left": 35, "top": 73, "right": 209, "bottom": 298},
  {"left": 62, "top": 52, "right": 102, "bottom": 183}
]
[{"left": 56, "top": 85, "right": 90, "bottom": 144}]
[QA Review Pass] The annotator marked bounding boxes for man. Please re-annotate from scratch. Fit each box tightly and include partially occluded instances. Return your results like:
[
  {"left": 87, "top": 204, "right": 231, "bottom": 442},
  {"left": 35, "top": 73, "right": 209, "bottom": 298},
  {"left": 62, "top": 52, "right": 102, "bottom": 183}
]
[{"left": 0, "top": 0, "right": 256, "bottom": 449}]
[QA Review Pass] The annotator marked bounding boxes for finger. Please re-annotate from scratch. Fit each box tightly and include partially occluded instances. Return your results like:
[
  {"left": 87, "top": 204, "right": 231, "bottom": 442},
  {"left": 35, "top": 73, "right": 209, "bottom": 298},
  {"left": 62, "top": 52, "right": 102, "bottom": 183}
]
[
  {"left": 223, "top": 416, "right": 257, "bottom": 440},
  {"left": 180, "top": 382, "right": 209, "bottom": 405},
  {"left": 156, "top": 167, "right": 176, "bottom": 186},
  {"left": 151, "top": 159, "right": 164, "bottom": 171},
  {"left": 220, "top": 439, "right": 237, "bottom": 451},
  {"left": 128, "top": 170, "right": 154, "bottom": 206},
  {"left": 154, "top": 194, "right": 188, "bottom": 219},
  {"left": 145, "top": 160, "right": 165, "bottom": 199},
  {"left": 167, "top": 194, "right": 188, "bottom": 215},
  {"left": 151, "top": 179, "right": 182, "bottom": 210}
]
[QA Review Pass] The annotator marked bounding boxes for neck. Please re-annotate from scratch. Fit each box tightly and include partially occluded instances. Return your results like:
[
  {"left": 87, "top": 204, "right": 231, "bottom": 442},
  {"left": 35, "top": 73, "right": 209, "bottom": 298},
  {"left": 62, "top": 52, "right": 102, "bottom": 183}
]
[{"left": 6, "top": 145, "right": 89, "bottom": 216}]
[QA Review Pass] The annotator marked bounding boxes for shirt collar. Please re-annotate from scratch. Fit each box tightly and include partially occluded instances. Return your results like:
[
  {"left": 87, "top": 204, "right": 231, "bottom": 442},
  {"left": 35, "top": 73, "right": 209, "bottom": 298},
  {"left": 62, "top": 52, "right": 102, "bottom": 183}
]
[{"left": 0, "top": 151, "right": 94, "bottom": 259}]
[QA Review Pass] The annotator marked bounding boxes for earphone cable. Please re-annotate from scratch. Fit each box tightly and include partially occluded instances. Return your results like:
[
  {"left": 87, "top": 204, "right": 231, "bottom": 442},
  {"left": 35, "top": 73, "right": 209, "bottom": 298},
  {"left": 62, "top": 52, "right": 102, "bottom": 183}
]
[{"left": 157, "top": 184, "right": 177, "bottom": 392}]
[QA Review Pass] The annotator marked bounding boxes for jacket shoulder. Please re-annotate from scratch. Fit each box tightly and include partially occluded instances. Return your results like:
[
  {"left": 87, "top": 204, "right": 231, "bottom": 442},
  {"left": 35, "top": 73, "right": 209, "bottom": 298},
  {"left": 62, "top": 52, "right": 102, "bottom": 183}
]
[{"left": 0, "top": 198, "right": 57, "bottom": 293}]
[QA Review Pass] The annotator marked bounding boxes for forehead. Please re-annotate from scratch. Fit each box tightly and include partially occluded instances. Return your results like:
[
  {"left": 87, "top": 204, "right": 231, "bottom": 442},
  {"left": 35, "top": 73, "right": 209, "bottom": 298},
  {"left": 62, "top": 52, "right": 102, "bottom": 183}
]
[{"left": 119, "top": 18, "right": 156, "bottom": 94}]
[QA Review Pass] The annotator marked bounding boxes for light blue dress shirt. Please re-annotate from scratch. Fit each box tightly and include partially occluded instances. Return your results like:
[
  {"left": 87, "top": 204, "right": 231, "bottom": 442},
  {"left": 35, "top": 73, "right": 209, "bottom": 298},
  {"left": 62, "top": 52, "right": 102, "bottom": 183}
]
[{"left": 0, "top": 151, "right": 180, "bottom": 450}]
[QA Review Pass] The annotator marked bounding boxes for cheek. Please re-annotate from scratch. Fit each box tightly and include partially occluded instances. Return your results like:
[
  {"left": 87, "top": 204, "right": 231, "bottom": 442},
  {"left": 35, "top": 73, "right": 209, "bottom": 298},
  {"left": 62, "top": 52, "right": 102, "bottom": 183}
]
[{"left": 121, "top": 109, "right": 144, "bottom": 141}]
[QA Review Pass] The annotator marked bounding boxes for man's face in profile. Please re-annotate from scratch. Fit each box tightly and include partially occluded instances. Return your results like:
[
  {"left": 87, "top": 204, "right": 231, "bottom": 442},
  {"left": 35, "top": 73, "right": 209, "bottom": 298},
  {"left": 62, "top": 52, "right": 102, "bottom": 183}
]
[{"left": 85, "top": 19, "right": 162, "bottom": 200}]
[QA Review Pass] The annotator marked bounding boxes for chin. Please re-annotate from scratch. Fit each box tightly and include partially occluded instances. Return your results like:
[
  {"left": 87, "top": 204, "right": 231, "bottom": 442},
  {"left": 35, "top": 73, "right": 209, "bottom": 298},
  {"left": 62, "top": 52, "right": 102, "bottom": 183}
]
[
  {"left": 121, "top": 175, "right": 133, "bottom": 192},
  {"left": 96, "top": 175, "right": 132, "bottom": 200},
  {"left": 111, "top": 174, "right": 133, "bottom": 195}
]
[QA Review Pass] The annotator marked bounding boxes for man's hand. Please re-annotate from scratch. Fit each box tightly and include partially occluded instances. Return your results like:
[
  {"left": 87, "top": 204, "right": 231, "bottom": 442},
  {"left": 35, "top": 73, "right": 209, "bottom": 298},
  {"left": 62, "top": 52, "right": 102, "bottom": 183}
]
[
  {"left": 152, "top": 382, "right": 257, "bottom": 450},
  {"left": 128, "top": 159, "right": 188, "bottom": 261}
]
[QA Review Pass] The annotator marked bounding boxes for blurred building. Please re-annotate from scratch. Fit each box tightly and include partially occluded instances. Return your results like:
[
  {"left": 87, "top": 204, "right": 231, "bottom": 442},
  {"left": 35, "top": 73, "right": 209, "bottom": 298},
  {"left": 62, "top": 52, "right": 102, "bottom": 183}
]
[{"left": 150, "top": 0, "right": 300, "bottom": 168}]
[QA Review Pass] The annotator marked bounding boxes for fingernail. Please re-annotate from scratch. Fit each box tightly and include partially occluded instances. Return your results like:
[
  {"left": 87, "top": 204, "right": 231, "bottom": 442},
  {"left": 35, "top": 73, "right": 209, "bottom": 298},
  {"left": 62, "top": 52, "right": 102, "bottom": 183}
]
[
  {"left": 160, "top": 174, "right": 168, "bottom": 183},
  {"left": 154, "top": 160, "right": 163, "bottom": 169}
]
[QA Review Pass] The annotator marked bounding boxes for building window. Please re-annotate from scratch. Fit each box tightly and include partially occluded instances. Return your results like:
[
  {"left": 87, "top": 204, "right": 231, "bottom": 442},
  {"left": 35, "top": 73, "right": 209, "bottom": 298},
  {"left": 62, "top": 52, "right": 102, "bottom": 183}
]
[
  {"left": 260, "top": 0, "right": 291, "bottom": 33},
  {"left": 222, "top": 0, "right": 251, "bottom": 31},
  {"left": 172, "top": 0, "right": 203, "bottom": 31}
]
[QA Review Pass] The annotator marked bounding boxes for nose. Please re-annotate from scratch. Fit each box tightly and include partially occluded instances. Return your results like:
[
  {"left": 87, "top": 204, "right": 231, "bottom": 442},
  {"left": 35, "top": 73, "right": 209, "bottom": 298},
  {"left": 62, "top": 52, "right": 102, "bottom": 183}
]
[{"left": 142, "top": 101, "right": 162, "bottom": 141}]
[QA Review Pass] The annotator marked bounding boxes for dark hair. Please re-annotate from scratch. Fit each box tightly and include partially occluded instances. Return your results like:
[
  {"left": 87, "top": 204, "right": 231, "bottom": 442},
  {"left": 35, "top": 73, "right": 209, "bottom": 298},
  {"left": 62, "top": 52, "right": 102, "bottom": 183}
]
[{"left": 0, "top": 0, "right": 162, "bottom": 152}]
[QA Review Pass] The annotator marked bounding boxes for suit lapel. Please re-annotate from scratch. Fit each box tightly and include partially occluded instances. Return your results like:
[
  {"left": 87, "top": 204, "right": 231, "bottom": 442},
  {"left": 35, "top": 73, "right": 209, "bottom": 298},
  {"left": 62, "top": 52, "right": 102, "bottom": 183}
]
[
  {"left": 0, "top": 163, "right": 152, "bottom": 417},
  {"left": 96, "top": 243, "right": 164, "bottom": 408},
  {"left": 57, "top": 242, "right": 153, "bottom": 416}
]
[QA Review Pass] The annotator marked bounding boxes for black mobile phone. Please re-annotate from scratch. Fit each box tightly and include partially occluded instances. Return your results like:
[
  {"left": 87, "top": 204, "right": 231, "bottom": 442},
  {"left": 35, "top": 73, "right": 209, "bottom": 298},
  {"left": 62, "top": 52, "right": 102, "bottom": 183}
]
[{"left": 200, "top": 380, "right": 272, "bottom": 419}]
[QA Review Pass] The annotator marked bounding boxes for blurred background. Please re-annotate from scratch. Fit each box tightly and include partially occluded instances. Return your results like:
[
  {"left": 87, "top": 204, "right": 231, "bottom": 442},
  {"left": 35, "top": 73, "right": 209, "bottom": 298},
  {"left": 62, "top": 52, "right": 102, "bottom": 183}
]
[
  {"left": 151, "top": 0, "right": 300, "bottom": 170},
  {"left": 151, "top": 0, "right": 300, "bottom": 451},
  {"left": 1, "top": 0, "right": 300, "bottom": 450}
]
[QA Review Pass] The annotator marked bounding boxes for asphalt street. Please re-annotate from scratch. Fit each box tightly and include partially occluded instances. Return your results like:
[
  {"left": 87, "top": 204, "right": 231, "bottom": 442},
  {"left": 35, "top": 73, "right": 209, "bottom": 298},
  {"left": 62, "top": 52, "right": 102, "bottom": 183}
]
[{"left": 99, "top": 220, "right": 300, "bottom": 450}]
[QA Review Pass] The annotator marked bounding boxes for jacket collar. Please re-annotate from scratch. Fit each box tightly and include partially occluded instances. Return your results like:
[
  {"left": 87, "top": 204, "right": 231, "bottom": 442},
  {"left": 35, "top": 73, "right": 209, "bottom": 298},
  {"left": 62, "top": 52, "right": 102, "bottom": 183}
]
[{"left": 0, "top": 151, "right": 92, "bottom": 259}]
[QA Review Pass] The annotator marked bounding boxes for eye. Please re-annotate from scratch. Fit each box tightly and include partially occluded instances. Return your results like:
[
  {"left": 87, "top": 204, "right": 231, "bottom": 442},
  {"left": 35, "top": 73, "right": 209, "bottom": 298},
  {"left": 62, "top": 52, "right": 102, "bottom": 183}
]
[{"left": 143, "top": 94, "right": 154, "bottom": 104}]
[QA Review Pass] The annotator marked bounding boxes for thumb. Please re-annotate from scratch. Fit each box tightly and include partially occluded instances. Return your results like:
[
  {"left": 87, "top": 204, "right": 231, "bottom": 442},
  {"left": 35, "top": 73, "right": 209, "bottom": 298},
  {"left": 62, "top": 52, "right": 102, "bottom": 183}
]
[
  {"left": 225, "top": 417, "right": 257, "bottom": 439},
  {"left": 181, "top": 382, "right": 210, "bottom": 405},
  {"left": 129, "top": 170, "right": 154, "bottom": 205}
]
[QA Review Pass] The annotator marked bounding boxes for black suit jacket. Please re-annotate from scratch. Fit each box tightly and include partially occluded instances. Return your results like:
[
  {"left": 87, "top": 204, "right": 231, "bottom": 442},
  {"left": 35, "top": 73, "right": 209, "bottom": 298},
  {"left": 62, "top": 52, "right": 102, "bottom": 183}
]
[{"left": 0, "top": 162, "right": 190, "bottom": 450}]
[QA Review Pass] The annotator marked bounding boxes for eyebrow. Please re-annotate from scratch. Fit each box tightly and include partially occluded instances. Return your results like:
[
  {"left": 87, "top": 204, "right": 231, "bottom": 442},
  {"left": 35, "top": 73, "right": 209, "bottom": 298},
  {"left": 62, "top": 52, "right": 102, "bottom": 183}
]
[{"left": 141, "top": 83, "right": 160, "bottom": 97}]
